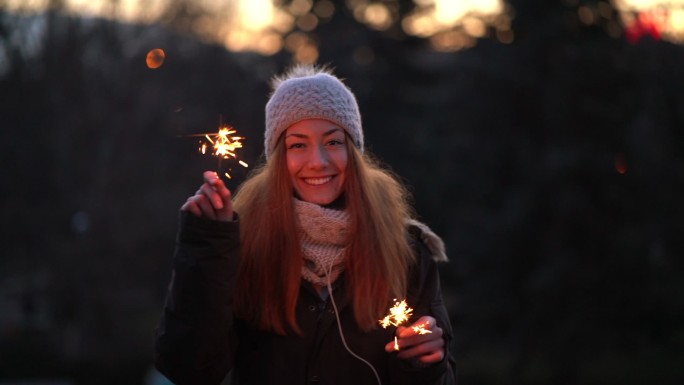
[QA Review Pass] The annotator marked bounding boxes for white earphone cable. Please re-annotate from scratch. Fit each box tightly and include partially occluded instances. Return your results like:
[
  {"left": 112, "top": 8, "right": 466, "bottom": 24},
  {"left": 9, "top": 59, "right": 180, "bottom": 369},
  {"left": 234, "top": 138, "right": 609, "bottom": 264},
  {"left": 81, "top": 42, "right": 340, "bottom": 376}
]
[{"left": 323, "top": 259, "right": 382, "bottom": 385}]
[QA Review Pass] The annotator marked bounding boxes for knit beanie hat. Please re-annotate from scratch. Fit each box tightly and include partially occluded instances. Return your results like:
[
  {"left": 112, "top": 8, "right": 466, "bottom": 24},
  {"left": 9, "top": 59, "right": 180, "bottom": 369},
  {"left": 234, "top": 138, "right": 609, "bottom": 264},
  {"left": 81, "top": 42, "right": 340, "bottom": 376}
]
[{"left": 264, "top": 64, "right": 364, "bottom": 159}]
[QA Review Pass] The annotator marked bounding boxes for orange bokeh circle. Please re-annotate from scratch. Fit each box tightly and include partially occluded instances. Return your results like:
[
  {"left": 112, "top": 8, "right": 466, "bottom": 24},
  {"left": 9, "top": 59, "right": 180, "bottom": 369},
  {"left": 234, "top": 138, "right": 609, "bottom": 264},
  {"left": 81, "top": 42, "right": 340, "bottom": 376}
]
[{"left": 146, "top": 48, "right": 165, "bottom": 69}]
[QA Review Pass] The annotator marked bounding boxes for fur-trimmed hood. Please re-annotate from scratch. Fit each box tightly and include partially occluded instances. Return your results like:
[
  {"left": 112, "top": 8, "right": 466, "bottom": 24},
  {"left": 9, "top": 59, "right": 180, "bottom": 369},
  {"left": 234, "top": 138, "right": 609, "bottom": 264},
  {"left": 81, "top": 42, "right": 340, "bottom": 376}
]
[{"left": 406, "top": 219, "right": 448, "bottom": 262}]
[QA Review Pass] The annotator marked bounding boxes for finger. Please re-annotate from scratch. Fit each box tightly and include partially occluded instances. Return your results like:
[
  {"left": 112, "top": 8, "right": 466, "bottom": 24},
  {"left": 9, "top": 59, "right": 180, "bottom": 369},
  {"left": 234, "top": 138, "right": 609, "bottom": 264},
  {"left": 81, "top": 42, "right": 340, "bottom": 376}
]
[
  {"left": 395, "top": 324, "right": 444, "bottom": 357},
  {"left": 211, "top": 180, "right": 233, "bottom": 220},
  {"left": 396, "top": 338, "right": 444, "bottom": 360},
  {"left": 385, "top": 340, "right": 396, "bottom": 353},
  {"left": 181, "top": 200, "right": 202, "bottom": 217},
  {"left": 397, "top": 327, "right": 444, "bottom": 352},
  {"left": 399, "top": 326, "right": 443, "bottom": 342},
  {"left": 206, "top": 173, "right": 230, "bottom": 197},
  {"left": 398, "top": 331, "right": 444, "bottom": 350},
  {"left": 201, "top": 171, "right": 225, "bottom": 209},
  {"left": 203, "top": 170, "right": 220, "bottom": 184},
  {"left": 182, "top": 195, "right": 216, "bottom": 220},
  {"left": 198, "top": 183, "right": 222, "bottom": 210},
  {"left": 199, "top": 182, "right": 233, "bottom": 221},
  {"left": 385, "top": 327, "right": 405, "bottom": 352},
  {"left": 387, "top": 330, "right": 443, "bottom": 354},
  {"left": 193, "top": 195, "right": 217, "bottom": 220},
  {"left": 203, "top": 171, "right": 224, "bottom": 195},
  {"left": 416, "top": 349, "right": 445, "bottom": 364},
  {"left": 399, "top": 316, "right": 437, "bottom": 338},
  {"left": 385, "top": 326, "right": 408, "bottom": 351}
]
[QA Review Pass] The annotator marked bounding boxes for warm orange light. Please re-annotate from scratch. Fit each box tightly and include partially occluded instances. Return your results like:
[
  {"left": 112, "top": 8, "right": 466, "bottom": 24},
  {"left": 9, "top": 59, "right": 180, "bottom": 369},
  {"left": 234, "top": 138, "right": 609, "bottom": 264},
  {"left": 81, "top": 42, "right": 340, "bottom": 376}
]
[
  {"left": 145, "top": 48, "right": 165, "bottom": 69},
  {"left": 412, "top": 320, "right": 433, "bottom": 335},
  {"left": 379, "top": 299, "right": 413, "bottom": 328},
  {"left": 379, "top": 299, "right": 432, "bottom": 351},
  {"left": 192, "top": 124, "right": 249, "bottom": 179}
]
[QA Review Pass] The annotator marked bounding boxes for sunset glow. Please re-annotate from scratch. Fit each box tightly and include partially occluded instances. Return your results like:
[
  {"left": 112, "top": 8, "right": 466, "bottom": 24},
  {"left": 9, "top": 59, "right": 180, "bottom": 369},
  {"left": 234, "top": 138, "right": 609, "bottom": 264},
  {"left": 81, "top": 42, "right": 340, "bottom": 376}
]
[
  {"left": 238, "top": 0, "right": 275, "bottom": 31},
  {"left": 401, "top": 0, "right": 508, "bottom": 51},
  {"left": 614, "top": 0, "right": 684, "bottom": 43},
  {"left": 3, "top": 0, "right": 684, "bottom": 57}
]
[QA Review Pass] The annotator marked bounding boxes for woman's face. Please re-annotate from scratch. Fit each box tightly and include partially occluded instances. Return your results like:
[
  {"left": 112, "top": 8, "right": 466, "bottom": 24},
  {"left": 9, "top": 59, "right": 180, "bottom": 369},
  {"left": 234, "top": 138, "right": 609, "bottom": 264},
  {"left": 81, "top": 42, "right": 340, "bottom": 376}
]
[{"left": 284, "top": 119, "right": 348, "bottom": 205}]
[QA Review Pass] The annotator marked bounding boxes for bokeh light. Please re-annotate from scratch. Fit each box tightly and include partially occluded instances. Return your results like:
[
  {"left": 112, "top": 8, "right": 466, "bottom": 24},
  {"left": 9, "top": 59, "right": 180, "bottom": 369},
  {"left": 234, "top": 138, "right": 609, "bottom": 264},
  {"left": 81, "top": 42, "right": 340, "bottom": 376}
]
[
  {"left": 357, "top": 2, "right": 393, "bottom": 31},
  {"left": 145, "top": 48, "right": 165, "bottom": 69},
  {"left": 3, "top": 0, "right": 684, "bottom": 58},
  {"left": 400, "top": 0, "right": 509, "bottom": 51},
  {"left": 613, "top": 0, "right": 684, "bottom": 43},
  {"left": 313, "top": 0, "right": 335, "bottom": 19},
  {"left": 238, "top": 0, "right": 275, "bottom": 31}
]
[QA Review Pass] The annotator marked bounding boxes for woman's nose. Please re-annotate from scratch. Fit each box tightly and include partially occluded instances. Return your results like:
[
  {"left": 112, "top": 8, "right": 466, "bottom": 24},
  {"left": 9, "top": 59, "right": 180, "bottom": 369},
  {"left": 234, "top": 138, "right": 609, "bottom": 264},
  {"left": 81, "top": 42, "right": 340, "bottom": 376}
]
[{"left": 308, "top": 144, "right": 329, "bottom": 168}]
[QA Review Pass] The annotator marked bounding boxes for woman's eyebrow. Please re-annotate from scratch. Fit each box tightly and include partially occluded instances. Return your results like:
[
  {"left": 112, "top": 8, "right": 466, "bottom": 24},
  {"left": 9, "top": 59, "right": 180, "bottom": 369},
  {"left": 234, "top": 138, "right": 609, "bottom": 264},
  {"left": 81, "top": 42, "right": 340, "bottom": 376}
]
[
  {"left": 323, "top": 128, "right": 343, "bottom": 137},
  {"left": 285, "top": 128, "right": 343, "bottom": 139},
  {"left": 285, "top": 132, "right": 308, "bottom": 139}
]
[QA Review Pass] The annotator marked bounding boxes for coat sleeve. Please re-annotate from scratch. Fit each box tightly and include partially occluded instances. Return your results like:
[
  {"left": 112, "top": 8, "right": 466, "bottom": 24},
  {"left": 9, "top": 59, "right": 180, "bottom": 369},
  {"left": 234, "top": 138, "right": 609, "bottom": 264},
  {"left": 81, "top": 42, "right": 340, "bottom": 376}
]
[
  {"left": 155, "top": 211, "right": 241, "bottom": 385},
  {"left": 388, "top": 225, "right": 458, "bottom": 385}
]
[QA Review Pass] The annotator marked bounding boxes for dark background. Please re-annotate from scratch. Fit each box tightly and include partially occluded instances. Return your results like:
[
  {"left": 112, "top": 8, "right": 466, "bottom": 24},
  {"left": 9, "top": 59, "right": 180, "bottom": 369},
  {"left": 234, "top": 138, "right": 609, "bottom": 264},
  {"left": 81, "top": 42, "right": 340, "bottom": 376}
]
[{"left": 1, "top": 0, "right": 682, "bottom": 384}]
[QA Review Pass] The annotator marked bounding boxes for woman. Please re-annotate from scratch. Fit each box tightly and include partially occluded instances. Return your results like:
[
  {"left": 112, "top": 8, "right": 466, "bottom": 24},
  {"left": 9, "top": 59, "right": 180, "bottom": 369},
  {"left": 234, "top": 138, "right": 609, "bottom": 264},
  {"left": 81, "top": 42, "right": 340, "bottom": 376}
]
[{"left": 155, "top": 64, "right": 456, "bottom": 385}]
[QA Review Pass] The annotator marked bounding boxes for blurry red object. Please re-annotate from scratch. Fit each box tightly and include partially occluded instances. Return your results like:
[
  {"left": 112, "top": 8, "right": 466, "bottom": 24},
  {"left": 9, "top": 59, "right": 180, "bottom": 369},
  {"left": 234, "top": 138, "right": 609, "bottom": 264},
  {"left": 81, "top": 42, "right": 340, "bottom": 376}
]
[{"left": 625, "top": 12, "right": 662, "bottom": 44}]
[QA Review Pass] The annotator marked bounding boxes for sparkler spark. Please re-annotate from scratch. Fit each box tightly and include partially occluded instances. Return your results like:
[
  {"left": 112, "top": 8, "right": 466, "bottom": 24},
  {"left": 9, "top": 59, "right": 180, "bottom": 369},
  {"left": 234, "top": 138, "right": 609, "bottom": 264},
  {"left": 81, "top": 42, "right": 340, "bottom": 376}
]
[
  {"left": 192, "top": 124, "right": 249, "bottom": 179},
  {"left": 380, "top": 299, "right": 413, "bottom": 328},
  {"left": 379, "top": 299, "right": 432, "bottom": 351},
  {"left": 412, "top": 321, "right": 432, "bottom": 335}
]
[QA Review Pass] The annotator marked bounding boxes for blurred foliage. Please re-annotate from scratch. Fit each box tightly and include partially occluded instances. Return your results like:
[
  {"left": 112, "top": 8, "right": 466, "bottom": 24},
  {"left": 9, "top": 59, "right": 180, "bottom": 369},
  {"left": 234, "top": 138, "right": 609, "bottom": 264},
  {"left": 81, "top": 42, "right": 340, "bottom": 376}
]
[{"left": 1, "top": 1, "right": 683, "bottom": 384}]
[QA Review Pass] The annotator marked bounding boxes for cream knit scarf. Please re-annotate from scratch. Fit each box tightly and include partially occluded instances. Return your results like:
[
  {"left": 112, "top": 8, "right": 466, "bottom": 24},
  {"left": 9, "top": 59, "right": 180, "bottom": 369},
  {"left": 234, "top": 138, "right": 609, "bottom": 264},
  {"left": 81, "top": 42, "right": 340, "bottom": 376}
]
[{"left": 294, "top": 198, "right": 350, "bottom": 286}]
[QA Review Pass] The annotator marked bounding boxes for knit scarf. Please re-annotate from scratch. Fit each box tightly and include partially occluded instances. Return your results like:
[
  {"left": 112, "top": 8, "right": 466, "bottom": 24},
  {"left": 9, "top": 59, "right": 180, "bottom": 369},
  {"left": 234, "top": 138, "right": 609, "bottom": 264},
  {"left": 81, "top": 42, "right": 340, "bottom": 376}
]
[{"left": 294, "top": 198, "right": 350, "bottom": 286}]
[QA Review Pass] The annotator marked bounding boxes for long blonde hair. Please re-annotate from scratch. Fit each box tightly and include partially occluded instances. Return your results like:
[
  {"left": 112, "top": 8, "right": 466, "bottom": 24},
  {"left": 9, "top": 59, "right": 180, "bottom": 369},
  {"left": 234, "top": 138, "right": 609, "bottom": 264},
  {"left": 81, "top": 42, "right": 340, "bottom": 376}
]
[{"left": 232, "top": 137, "right": 416, "bottom": 334}]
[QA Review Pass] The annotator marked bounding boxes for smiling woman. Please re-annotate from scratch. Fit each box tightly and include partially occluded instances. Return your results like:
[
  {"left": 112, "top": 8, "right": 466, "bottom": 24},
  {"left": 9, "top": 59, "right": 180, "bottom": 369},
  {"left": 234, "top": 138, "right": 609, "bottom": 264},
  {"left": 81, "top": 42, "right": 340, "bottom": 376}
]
[
  {"left": 284, "top": 120, "right": 349, "bottom": 206},
  {"left": 155, "top": 63, "right": 457, "bottom": 385}
]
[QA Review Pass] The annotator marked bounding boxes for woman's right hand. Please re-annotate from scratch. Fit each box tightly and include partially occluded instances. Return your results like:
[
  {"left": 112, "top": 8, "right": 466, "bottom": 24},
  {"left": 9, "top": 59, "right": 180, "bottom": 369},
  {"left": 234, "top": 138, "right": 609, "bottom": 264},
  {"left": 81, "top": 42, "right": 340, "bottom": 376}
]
[{"left": 181, "top": 171, "right": 234, "bottom": 221}]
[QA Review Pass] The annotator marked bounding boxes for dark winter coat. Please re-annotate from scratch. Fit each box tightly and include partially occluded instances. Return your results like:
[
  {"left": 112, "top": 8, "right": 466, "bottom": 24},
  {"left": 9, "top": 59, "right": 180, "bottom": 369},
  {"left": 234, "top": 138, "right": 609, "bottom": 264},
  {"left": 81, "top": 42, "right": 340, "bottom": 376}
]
[{"left": 155, "top": 211, "right": 457, "bottom": 385}]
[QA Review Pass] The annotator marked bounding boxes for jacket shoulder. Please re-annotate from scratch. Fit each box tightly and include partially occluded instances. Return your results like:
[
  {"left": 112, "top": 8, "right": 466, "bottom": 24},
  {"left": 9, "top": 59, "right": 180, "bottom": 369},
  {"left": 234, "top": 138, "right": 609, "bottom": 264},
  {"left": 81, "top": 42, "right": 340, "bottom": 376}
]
[{"left": 406, "top": 219, "right": 448, "bottom": 262}]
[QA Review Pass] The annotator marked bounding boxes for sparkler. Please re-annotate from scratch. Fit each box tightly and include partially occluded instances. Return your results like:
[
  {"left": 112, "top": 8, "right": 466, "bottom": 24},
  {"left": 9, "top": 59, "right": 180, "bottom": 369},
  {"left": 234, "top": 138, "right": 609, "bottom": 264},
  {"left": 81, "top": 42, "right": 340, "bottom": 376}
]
[
  {"left": 194, "top": 123, "right": 249, "bottom": 180},
  {"left": 379, "top": 299, "right": 432, "bottom": 351}
]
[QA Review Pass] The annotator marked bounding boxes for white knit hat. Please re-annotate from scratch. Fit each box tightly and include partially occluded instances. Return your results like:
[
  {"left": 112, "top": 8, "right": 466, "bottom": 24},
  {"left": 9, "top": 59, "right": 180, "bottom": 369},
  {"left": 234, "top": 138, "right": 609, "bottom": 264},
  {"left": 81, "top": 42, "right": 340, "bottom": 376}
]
[{"left": 264, "top": 64, "right": 364, "bottom": 159}]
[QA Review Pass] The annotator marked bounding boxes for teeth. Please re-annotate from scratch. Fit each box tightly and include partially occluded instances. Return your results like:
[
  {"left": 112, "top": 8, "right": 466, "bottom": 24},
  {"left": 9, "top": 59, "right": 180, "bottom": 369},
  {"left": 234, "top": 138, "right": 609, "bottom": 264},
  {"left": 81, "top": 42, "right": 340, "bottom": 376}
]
[{"left": 304, "top": 176, "right": 332, "bottom": 185}]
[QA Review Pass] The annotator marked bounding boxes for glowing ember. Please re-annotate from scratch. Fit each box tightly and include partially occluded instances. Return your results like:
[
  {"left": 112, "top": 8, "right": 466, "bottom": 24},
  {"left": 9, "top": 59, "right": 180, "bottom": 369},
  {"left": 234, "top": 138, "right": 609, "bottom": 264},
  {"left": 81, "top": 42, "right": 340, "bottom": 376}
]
[
  {"left": 380, "top": 299, "right": 413, "bottom": 328},
  {"left": 412, "top": 321, "right": 433, "bottom": 335},
  {"left": 379, "top": 299, "right": 431, "bottom": 351},
  {"left": 202, "top": 126, "right": 243, "bottom": 158},
  {"left": 194, "top": 124, "right": 249, "bottom": 179}
]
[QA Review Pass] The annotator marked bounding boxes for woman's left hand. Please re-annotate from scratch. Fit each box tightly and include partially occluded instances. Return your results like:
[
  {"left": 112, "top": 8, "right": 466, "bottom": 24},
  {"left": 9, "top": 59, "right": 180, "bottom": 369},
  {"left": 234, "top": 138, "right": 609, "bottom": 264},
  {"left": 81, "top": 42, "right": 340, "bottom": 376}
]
[{"left": 384, "top": 316, "right": 445, "bottom": 364}]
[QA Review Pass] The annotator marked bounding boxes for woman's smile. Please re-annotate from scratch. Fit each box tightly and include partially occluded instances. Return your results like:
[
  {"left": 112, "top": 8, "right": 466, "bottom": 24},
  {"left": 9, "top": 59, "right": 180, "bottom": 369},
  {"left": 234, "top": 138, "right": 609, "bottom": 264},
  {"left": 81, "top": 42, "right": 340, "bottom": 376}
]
[
  {"left": 285, "top": 119, "right": 348, "bottom": 205},
  {"left": 302, "top": 176, "right": 334, "bottom": 185}
]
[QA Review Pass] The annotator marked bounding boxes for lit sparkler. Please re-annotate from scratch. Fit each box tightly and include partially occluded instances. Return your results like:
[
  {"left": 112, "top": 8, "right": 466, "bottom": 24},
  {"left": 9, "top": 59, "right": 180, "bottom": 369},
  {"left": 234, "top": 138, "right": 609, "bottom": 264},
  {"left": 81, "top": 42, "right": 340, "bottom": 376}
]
[
  {"left": 379, "top": 299, "right": 432, "bottom": 351},
  {"left": 194, "top": 124, "right": 249, "bottom": 179}
]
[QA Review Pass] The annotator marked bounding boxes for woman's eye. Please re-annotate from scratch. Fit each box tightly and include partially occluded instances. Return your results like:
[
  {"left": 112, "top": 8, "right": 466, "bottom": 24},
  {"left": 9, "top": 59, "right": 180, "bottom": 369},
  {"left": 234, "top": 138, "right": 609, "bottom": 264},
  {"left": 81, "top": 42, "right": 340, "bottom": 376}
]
[
  {"left": 287, "top": 143, "right": 305, "bottom": 150},
  {"left": 327, "top": 139, "right": 344, "bottom": 146}
]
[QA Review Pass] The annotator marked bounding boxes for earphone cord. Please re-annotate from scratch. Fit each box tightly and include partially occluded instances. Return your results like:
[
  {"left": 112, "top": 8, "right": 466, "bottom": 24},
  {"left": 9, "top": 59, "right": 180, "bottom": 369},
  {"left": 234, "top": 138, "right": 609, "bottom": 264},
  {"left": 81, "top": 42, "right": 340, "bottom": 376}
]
[{"left": 323, "top": 259, "right": 382, "bottom": 385}]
